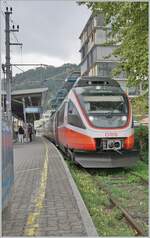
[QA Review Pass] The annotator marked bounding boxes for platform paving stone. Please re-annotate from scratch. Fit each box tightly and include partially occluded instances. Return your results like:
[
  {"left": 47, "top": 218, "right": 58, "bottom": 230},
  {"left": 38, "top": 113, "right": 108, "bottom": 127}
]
[{"left": 2, "top": 137, "right": 96, "bottom": 236}]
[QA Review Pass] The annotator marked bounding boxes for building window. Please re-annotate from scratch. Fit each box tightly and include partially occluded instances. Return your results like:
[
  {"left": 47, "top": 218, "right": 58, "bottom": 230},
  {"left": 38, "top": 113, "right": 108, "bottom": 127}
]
[
  {"left": 81, "top": 47, "right": 85, "bottom": 60},
  {"left": 128, "top": 87, "right": 140, "bottom": 96},
  {"left": 118, "top": 80, "right": 127, "bottom": 93},
  {"left": 91, "top": 32, "right": 94, "bottom": 42},
  {"left": 95, "top": 15, "right": 104, "bottom": 27},
  {"left": 97, "top": 62, "right": 116, "bottom": 77},
  {"left": 89, "top": 51, "right": 93, "bottom": 68},
  {"left": 87, "top": 55, "right": 90, "bottom": 69}
]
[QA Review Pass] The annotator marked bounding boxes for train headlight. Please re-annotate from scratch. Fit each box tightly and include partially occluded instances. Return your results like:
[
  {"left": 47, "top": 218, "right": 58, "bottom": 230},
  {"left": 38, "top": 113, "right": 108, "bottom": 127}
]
[
  {"left": 121, "top": 116, "right": 127, "bottom": 122},
  {"left": 89, "top": 116, "right": 94, "bottom": 121}
]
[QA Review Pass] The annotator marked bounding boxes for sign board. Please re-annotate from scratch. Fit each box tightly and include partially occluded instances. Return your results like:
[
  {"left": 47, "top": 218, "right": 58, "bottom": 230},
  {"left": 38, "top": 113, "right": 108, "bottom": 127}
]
[{"left": 25, "top": 107, "right": 41, "bottom": 113}]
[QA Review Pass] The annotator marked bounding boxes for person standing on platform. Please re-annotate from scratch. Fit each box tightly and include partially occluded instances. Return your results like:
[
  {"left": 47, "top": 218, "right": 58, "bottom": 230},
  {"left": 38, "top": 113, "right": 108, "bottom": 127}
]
[
  {"left": 28, "top": 124, "right": 33, "bottom": 142},
  {"left": 18, "top": 126, "right": 24, "bottom": 143}
]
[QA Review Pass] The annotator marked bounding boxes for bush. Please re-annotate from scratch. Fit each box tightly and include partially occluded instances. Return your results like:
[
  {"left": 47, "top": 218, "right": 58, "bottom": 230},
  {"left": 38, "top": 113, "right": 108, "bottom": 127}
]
[
  {"left": 131, "top": 94, "right": 148, "bottom": 116},
  {"left": 134, "top": 125, "right": 149, "bottom": 162}
]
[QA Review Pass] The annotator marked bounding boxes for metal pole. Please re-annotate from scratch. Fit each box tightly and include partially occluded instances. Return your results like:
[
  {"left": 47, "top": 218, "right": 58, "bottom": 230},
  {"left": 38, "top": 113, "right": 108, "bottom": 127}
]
[
  {"left": 22, "top": 97, "right": 27, "bottom": 125},
  {"left": 5, "top": 7, "right": 12, "bottom": 124},
  {"left": 22, "top": 97, "right": 28, "bottom": 142}
]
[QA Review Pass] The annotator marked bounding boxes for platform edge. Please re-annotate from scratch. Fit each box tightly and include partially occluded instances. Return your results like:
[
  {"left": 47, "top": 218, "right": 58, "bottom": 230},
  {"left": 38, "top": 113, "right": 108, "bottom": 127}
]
[{"left": 49, "top": 142, "right": 99, "bottom": 237}]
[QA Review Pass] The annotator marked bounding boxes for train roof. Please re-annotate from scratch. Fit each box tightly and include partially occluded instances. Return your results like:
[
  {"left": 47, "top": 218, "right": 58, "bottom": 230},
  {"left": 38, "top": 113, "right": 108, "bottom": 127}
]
[{"left": 74, "top": 76, "right": 120, "bottom": 88}]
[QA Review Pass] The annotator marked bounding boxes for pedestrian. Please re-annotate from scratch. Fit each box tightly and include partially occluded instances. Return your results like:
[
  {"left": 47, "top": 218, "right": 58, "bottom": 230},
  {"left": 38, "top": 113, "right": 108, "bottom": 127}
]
[
  {"left": 18, "top": 126, "right": 24, "bottom": 143},
  {"left": 28, "top": 124, "right": 33, "bottom": 142}
]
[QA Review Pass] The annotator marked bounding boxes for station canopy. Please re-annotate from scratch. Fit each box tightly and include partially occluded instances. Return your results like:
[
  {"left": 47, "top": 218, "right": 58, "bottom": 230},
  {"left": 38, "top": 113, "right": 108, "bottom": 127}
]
[{"left": 3, "top": 88, "right": 48, "bottom": 122}]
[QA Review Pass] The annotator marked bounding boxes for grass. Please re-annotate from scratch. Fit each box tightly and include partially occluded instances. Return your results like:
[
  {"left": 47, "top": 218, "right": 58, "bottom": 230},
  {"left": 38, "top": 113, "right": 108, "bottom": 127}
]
[
  {"left": 128, "top": 160, "right": 148, "bottom": 180},
  {"left": 67, "top": 161, "right": 135, "bottom": 236},
  {"left": 66, "top": 158, "right": 148, "bottom": 236}
]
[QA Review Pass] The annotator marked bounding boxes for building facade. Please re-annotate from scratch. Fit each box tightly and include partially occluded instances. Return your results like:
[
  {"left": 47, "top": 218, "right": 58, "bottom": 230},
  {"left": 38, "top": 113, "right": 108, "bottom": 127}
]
[{"left": 79, "top": 14, "right": 140, "bottom": 97}]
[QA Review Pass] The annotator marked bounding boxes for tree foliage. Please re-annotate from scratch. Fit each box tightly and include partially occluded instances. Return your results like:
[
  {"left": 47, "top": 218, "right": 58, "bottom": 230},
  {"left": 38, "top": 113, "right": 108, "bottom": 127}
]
[
  {"left": 79, "top": 2, "right": 148, "bottom": 88},
  {"left": 131, "top": 94, "right": 148, "bottom": 116}
]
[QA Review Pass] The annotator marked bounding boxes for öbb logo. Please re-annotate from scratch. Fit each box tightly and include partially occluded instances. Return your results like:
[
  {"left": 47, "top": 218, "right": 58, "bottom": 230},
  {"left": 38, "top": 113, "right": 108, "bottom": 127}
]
[{"left": 105, "top": 132, "right": 118, "bottom": 137}]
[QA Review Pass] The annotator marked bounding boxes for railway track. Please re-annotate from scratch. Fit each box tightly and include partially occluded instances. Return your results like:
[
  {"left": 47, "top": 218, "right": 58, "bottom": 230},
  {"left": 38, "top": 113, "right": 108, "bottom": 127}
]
[
  {"left": 83, "top": 167, "right": 148, "bottom": 187},
  {"left": 128, "top": 171, "right": 148, "bottom": 185},
  {"left": 62, "top": 148, "right": 148, "bottom": 235},
  {"left": 85, "top": 169, "right": 148, "bottom": 236}
]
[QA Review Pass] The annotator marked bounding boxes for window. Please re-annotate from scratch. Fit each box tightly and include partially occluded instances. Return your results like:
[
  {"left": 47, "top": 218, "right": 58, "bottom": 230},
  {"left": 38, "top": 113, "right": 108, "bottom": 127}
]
[
  {"left": 75, "top": 86, "right": 129, "bottom": 128},
  {"left": 91, "top": 33, "right": 94, "bottom": 42},
  {"left": 89, "top": 51, "right": 93, "bottom": 68},
  {"left": 58, "top": 103, "right": 65, "bottom": 126},
  {"left": 95, "top": 16, "right": 104, "bottom": 27},
  {"left": 87, "top": 55, "right": 90, "bottom": 69},
  {"left": 68, "top": 100, "right": 85, "bottom": 128},
  {"left": 82, "top": 47, "right": 85, "bottom": 60},
  {"left": 97, "top": 62, "right": 116, "bottom": 77}
]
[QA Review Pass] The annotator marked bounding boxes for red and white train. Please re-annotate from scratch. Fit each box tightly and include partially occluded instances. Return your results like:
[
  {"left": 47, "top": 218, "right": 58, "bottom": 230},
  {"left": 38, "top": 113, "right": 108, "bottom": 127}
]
[{"left": 44, "top": 76, "right": 137, "bottom": 168}]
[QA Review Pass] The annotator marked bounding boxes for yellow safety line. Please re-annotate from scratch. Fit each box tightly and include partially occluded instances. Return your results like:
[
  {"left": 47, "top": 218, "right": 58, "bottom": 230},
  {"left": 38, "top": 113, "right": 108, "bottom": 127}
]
[{"left": 24, "top": 139, "right": 49, "bottom": 236}]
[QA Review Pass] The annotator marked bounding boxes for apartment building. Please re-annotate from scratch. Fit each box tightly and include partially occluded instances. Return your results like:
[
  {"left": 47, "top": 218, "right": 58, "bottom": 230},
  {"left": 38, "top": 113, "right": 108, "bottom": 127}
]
[{"left": 79, "top": 14, "right": 140, "bottom": 97}]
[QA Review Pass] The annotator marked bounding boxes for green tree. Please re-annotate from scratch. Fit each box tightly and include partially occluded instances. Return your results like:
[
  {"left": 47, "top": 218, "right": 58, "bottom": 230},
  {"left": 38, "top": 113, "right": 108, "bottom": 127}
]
[{"left": 79, "top": 2, "right": 148, "bottom": 88}]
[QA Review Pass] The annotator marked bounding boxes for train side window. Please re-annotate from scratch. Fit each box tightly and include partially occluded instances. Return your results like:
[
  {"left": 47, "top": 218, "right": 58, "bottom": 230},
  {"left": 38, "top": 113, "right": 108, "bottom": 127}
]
[
  {"left": 68, "top": 100, "right": 85, "bottom": 129},
  {"left": 58, "top": 104, "right": 65, "bottom": 126}
]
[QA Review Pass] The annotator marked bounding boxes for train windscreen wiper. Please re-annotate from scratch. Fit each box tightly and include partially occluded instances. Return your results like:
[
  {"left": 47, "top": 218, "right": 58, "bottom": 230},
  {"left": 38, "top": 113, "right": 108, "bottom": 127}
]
[{"left": 104, "top": 102, "right": 124, "bottom": 118}]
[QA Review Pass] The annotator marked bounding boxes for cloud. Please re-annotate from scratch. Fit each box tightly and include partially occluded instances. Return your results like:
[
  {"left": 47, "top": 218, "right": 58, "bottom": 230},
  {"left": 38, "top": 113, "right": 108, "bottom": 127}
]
[{"left": 1, "top": 0, "right": 91, "bottom": 62}]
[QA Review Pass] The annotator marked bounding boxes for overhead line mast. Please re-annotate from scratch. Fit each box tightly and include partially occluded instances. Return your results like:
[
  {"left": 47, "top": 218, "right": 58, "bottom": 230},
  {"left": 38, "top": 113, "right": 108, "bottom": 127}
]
[{"left": 4, "top": 7, "right": 22, "bottom": 124}]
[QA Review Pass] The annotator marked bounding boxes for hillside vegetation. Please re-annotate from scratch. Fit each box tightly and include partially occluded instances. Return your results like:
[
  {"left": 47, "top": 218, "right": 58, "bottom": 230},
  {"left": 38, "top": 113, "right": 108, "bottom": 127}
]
[{"left": 12, "top": 63, "right": 79, "bottom": 100}]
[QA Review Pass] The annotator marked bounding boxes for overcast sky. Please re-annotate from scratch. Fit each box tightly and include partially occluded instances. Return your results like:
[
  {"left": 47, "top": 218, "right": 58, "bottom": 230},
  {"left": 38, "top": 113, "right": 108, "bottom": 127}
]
[{"left": 1, "top": 0, "right": 91, "bottom": 75}]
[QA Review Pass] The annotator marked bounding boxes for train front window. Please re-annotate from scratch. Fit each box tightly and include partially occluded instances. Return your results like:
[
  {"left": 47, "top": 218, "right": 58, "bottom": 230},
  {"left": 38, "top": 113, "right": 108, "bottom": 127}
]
[
  {"left": 68, "top": 100, "right": 85, "bottom": 129},
  {"left": 75, "top": 86, "right": 128, "bottom": 128}
]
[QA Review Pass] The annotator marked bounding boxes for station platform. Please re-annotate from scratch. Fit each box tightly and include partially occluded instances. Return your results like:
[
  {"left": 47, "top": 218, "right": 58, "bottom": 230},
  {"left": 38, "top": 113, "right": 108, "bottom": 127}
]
[{"left": 2, "top": 137, "right": 98, "bottom": 236}]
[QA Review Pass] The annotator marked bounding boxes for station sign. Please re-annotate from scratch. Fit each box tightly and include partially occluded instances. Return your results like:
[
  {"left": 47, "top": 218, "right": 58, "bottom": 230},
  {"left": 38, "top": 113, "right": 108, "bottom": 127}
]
[{"left": 24, "top": 107, "right": 41, "bottom": 113}]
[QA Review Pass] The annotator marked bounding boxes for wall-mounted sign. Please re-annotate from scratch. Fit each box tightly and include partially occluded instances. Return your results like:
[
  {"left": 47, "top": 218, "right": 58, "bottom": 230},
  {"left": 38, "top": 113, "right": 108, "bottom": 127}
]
[{"left": 25, "top": 107, "right": 41, "bottom": 113}]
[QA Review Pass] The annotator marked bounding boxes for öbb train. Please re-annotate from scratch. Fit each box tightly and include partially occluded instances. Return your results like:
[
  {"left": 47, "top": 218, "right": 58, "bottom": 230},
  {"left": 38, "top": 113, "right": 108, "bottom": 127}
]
[{"left": 44, "top": 76, "right": 137, "bottom": 168}]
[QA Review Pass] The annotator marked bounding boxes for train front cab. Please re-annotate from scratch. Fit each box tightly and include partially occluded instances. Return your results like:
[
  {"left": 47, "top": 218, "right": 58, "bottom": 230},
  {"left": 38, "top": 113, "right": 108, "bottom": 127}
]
[{"left": 56, "top": 87, "right": 138, "bottom": 168}]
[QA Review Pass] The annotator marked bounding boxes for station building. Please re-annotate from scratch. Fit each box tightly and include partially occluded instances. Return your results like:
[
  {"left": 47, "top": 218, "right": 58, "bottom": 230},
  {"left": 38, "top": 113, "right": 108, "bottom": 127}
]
[{"left": 79, "top": 13, "right": 141, "bottom": 97}]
